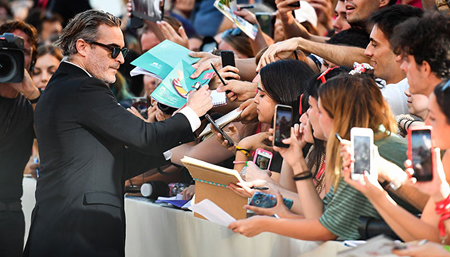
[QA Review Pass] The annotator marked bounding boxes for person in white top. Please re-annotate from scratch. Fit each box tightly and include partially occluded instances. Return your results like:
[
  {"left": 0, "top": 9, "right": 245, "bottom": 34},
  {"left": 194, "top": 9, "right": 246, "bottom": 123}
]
[{"left": 364, "top": 5, "right": 423, "bottom": 116}]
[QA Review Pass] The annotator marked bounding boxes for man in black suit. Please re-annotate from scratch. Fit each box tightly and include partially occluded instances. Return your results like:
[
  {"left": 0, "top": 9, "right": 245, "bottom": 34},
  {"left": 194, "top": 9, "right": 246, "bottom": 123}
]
[{"left": 24, "top": 10, "right": 212, "bottom": 256}]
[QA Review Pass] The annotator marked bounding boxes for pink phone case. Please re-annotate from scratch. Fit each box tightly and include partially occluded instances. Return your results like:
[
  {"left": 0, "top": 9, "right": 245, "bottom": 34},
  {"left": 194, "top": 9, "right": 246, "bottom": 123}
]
[{"left": 253, "top": 148, "right": 273, "bottom": 170}]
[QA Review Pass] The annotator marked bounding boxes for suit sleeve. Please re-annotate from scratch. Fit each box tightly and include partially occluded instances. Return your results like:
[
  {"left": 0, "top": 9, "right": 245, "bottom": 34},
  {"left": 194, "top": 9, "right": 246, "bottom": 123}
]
[{"left": 75, "top": 79, "right": 195, "bottom": 156}]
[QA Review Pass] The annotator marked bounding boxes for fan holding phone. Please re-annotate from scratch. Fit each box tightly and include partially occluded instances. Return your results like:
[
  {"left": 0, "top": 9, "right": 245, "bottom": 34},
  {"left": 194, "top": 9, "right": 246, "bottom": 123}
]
[
  {"left": 213, "top": 60, "right": 314, "bottom": 179},
  {"left": 229, "top": 74, "right": 411, "bottom": 241}
]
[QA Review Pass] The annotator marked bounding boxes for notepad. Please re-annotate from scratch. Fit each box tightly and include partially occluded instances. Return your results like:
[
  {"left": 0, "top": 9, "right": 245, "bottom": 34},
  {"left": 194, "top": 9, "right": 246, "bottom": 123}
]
[
  {"left": 181, "top": 156, "right": 247, "bottom": 220},
  {"left": 210, "top": 90, "right": 227, "bottom": 107}
]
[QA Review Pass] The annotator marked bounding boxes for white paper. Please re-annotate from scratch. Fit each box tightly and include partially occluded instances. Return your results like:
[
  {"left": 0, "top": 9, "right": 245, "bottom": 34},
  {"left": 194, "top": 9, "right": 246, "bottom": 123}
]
[
  {"left": 188, "top": 199, "right": 236, "bottom": 227},
  {"left": 157, "top": 194, "right": 183, "bottom": 201},
  {"left": 210, "top": 90, "right": 227, "bottom": 107},
  {"left": 337, "top": 235, "right": 400, "bottom": 257},
  {"left": 130, "top": 66, "right": 163, "bottom": 80}
]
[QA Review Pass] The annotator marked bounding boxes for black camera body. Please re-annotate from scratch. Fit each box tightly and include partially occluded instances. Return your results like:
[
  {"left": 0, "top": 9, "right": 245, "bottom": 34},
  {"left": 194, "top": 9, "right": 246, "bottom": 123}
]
[{"left": 0, "top": 33, "right": 25, "bottom": 83}]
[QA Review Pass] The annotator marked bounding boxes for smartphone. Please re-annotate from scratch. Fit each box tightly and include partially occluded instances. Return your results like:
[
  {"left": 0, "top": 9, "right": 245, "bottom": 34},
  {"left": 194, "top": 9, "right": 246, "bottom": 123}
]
[
  {"left": 205, "top": 114, "right": 235, "bottom": 147},
  {"left": 221, "top": 50, "right": 235, "bottom": 68},
  {"left": 288, "top": 1, "right": 300, "bottom": 7},
  {"left": 273, "top": 104, "right": 293, "bottom": 148},
  {"left": 253, "top": 148, "right": 273, "bottom": 170},
  {"left": 407, "top": 126, "right": 434, "bottom": 181},
  {"left": 255, "top": 12, "right": 276, "bottom": 38},
  {"left": 249, "top": 191, "right": 293, "bottom": 210},
  {"left": 132, "top": 97, "right": 149, "bottom": 119},
  {"left": 351, "top": 127, "right": 374, "bottom": 180}
]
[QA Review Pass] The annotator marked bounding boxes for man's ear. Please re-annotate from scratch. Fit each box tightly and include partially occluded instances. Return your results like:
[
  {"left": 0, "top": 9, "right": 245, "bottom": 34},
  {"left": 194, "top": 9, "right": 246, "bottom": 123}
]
[
  {"left": 76, "top": 39, "right": 89, "bottom": 57},
  {"left": 379, "top": 0, "right": 390, "bottom": 8},
  {"left": 421, "top": 60, "right": 434, "bottom": 77},
  {"left": 395, "top": 54, "right": 402, "bottom": 62}
]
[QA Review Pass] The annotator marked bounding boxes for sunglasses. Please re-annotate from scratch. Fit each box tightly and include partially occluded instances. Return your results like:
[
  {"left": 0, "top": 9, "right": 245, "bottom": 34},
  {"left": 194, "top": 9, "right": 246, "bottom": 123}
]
[
  {"left": 317, "top": 66, "right": 339, "bottom": 84},
  {"left": 86, "top": 40, "right": 129, "bottom": 59}
]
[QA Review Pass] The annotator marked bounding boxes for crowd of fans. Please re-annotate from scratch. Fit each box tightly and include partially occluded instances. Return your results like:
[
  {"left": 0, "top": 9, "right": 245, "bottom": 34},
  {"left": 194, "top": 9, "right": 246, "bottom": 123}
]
[{"left": 2, "top": 0, "right": 450, "bottom": 256}]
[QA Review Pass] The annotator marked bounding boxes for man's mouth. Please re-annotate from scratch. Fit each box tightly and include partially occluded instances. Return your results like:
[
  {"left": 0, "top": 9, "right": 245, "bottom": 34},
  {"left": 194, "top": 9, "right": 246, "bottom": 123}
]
[{"left": 346, "top": 4, "right": 356, "bottom": 11}]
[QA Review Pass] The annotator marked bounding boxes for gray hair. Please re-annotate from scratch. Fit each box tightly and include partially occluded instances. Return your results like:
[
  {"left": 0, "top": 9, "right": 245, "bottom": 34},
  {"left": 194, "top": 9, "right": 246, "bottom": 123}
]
[{"left": 55, "top": 10, "right": 121, "bottom": 57}]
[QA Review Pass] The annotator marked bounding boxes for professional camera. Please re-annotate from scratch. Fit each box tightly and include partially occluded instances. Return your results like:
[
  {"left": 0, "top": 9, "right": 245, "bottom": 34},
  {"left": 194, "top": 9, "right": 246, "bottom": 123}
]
[{"left": 0, "top": 33, "right": 25, "bottom": 83}]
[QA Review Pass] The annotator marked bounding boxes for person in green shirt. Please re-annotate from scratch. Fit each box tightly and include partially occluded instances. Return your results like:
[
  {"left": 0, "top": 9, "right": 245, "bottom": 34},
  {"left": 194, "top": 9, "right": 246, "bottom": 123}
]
[{"left": 228, "top": 73, "right": 404, "bottom": 240}]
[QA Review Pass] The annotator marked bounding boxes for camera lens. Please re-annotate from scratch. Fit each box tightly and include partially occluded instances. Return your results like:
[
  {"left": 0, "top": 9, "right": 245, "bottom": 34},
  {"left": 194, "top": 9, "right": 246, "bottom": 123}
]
[{"left": 0, "top": 52, "right": 17, "bottom": 82}]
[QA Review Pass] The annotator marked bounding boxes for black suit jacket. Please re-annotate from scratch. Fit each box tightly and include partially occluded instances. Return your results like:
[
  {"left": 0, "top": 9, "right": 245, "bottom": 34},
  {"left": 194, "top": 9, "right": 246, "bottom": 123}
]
[{"left": 24, "top": 62, "right": 194, "bottom": 256}]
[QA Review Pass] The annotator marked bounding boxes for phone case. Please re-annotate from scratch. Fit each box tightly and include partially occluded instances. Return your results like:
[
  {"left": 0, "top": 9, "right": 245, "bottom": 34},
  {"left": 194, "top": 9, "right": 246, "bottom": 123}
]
[
  {"left": 249, "top": 192, "right": 293, "bottom": 210},
  {"left": 407, "top": 126, "right": 434, "bottom": 181},
  {"left": 350, "top": 127, "right": 374, "bottom": 179},
  {"left": 273, "top": 104, "right": 293, "bottom": 148},
  {"left": 253, "top": 148, "right": 273, "bottom": 170}
]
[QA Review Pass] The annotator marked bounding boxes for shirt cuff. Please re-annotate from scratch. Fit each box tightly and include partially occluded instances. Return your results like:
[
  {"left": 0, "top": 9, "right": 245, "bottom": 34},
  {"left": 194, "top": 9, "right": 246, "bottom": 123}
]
[
  {"left": 178, "top": 106, "right": 201, "bottom": 132},
  {"left": 163, "top": 150, "right": 172, "bottom": 161}
]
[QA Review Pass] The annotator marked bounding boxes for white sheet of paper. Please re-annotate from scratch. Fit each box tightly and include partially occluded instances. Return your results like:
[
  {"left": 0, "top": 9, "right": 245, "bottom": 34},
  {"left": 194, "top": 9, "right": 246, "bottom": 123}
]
[
  {"left": 157, "top": 194, "right": 183, "bottom": 201},
  {"left": 188, "top": 199, "right": 236, "bottom": 227}
]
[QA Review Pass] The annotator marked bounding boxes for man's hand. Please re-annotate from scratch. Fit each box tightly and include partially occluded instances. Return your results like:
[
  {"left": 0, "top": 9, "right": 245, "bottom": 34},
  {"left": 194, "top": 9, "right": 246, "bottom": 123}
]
[
  {"left": 190, "top": 52, "right": 221, "bottom": 79},
  {"left": 11, "top": 69, "right": 39, "bottom": 101},
  {"left": 157, "top": 21, "right": 189, "bottom": 49},
  {"left": 186, "top": 84, "right": 212, "bottom": 117},
  {"left": 257, "top": 38, "right": 300, "bottom": 71}
]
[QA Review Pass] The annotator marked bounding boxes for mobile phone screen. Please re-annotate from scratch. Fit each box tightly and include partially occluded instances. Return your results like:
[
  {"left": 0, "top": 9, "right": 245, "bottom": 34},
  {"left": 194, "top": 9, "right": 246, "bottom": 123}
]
[
  {"left": 274, "top": 106, "right": 292, "bottom": 147},
  {"left": 411, "top": 130, "right": 433, "bottom": 181},
  {"left": 221, "top": 51, "right": 235, "bottom": 68},
  {"left": 353, "top": 136, "right": 371, "bottom": 175},
  {"left": 255, "top": 154, "right": 270, "bottom": 170}
]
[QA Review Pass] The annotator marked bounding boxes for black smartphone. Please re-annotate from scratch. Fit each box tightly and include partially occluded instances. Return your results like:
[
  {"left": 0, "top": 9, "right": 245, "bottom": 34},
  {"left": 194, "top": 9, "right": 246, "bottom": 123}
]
[
  {"left": 273, "top": 104, "right": 293, "bottom": 148},
  {"left": 205, "top": 114, "right": 235, "bottom": 147},
  {"left": 408, "top": 126, "right": 434, "bottom": 181},
  {"left": 221, "top": 50, "right": 235, "bottom": 68},
  {"left": 132, "top": 97, "right": 149, "bottom": 119},
  {"left": 255, "top": 12, "right": 276, "bottom": 38},
  {"left": 288, "top": 1, "right": 300, "bottom": 7}
]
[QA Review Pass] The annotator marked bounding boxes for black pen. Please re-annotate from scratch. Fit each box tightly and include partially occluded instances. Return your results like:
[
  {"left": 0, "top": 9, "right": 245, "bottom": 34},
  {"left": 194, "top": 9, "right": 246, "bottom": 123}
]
[
  {"left": 210, "top": 63, "right": 227, "bottom": 86},
  {"left": 251, "top": 186, "right": 269, "bottom": 190},
  {"left": 239, "top": 5, "right": 254, "bottom": 9}
]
